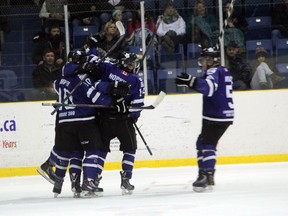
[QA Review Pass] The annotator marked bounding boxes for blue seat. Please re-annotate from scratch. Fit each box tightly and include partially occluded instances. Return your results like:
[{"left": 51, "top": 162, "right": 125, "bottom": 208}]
[
  {"left": 158, "top": 44, "right": 185, "bottom": 69},
  {"left": 244, "top": 0, "right": 271, "bottom": 17},
  {"left": 157, "top": 68, "right": 182, "bottom": 94},
  {"left": 73, "top": 25, "right": 99, "bottom": 49},
  {"left": 2, "top": 42, "right": 36, "bottom": 55},
  {"left": 3, "top": 31, "right": 20, "bottom": 43},
  {"left": 0, "top": 65, "right": 22, "bottom": 79},
  {"left": 276, "top": 63, "right": 288, "bottom": 76},
  {"left": 275, "top": 39, "right": 288, "bottom": 64},
  {"left": 1, "top": 42, "right": 22, "bottom": 55},
  {"left": 137, "top": 70, "right": 155, "bottom": 94},
  {"left": 186, "top": 43, "right": 201, "bottom": 68},
  {"left": 246, "top": 16, "right": 272, "bottom": 40},
  {"left": 246, "top": 39, "right": 272, "bottom": 62},
  {"left": 1, "top": 53, "right": 33, "bottom": 66},
  {"left": 186, "top": 67, "right": 203, "bottom": 77}
]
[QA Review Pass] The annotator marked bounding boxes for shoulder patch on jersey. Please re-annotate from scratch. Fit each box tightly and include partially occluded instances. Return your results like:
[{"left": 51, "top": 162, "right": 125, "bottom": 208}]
[{"left": 121, "top": 70, "right": 129, "bottom": 76}]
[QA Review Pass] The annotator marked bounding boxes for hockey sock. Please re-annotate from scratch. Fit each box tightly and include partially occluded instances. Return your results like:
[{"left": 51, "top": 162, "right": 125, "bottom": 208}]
[
  {"left": 122, "top": 150, "right": 136, "bottom": 179},
  {"left": 49, "top": 146, "right": 59, "bottom": 166},
  {"left": 55, "top": 151, "right": 70, "bottom": 178},
  {"left": 196, "top": 150, "right": 204, "bottom": 170},
  {"left": 202, "top": 144, "right": 217, "bottom": 171},
  {"left": 95, "top": 149, "right": 108, "bottom": 176},
  {"left": 196, "top": 137, "right": 204, "bottom": 170},
  {"left": 83, "top": 149, "right": 98, "bottom": 180},
  {"left": 69, "top": 151, "right": 84, "bottom": 178}
]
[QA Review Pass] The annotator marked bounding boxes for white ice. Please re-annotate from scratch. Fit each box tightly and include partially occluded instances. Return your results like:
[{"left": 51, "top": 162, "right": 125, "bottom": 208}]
[{"left": 0, "top": 163, "right": 287, "bottom": 216}]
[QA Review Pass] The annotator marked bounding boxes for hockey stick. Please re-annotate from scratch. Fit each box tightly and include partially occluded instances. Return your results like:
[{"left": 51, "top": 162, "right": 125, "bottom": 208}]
[
  {"left": 139, "top": 15, "right": 161, "bottom": 65},
  {"left": 132, "top": 119, "right": 153, "bottom": 156},
  {"left": 50, "top": 21, "right": 126, "bottom": 115},
  {"left": 42, "top": 91, "right": 166, "bottom": 110}
]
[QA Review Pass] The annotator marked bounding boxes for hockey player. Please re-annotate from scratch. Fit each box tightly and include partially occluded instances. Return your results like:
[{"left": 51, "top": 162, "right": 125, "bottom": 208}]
[
  {"left": 176, "top": 47, "right": 234, "bottom": 192},
  {"left": 38, "top": 49, "right": 131, "bottom": 198},
  {"left": 97, "top": 51, "right": 144, "bottom": 195},
  {"left": 69, "top": 51, "right": 144, "bottom": 195}
]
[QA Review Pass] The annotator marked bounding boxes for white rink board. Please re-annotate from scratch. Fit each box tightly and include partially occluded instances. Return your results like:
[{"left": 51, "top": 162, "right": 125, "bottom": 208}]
[{"left": 1, "top": 90, "right": 288, "bottom": 168}]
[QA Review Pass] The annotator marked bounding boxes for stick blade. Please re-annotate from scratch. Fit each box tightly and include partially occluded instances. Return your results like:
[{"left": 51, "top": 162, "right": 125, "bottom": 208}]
[
  {"left": 115, "top": 21, "right": 125, "bottom": 36},
  {"left": 151, "top": 91, "right": 166, "bottom": 108}
]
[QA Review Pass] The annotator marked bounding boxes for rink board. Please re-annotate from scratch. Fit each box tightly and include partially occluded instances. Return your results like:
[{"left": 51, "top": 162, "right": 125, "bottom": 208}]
[{"left": 1, "top": 90, "right": 288, "bottom": 177}]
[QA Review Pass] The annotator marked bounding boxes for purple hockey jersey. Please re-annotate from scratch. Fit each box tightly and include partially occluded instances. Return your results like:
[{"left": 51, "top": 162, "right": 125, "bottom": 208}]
[{"left": 194, "top": 66, "right": 234, "bottom": 123}]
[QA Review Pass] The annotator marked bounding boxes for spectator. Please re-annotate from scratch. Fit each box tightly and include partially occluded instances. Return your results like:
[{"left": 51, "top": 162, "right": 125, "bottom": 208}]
[
  {"left": 127, "top": 5, "right": 157, "bottom": 47},
  {"left": 69, "top": 0, "right": 100, "bottom": 28},
  {"left": 272, "top": 0, "right": 288, "bottom": 49},
  {"left": 225, "top": 41, "right": 251, "bottom": 90},
  {"left": 32, "top": 24, "right": 65, "bottom": 66},
  {"left": 250, "top": 47, "right": 286, "bottom": 90},
  {"left": 99, "top": 0, "right": 133, "bottom": 29},
  {"left": 223, "top": 0, "right": 247, "bottom": 48},
  {"left": 189, "top": 0, "right": 218, "bottom": 48},
  {"left": 111, "top": 9, "right": 127, "bottom": 33},
  {"left": 39, "top": 0, "right": 69, "bottom": 30},
  {"left": 111, "top": 9, "right": 123, "bottom": 23},
  {"left": 156, "top": 2, "right": 186, "bottom": 54},
  {"left": 31, "top": 49, "right": 61, "bottom": 100},
  {"left": 87, "top": 20, "right": 128, "bottom": 59}
]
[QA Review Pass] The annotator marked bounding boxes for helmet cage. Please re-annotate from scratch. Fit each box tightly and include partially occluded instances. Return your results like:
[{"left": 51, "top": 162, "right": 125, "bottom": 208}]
[
  {"left": 68, "top": 50, "right": 86, "bottom": 64},
  {"left": 119, "top": 52, "right": 141, "bottom": 74},
  {"left": 198, "top": 47, "right": 220, "bottom": 66}
]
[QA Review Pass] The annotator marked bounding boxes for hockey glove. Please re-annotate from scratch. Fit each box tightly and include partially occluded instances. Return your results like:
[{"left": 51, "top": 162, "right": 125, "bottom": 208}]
[
  {"left": 77, "top": 62, "right": 101, "bottom": 79},
  {"left": 114, "top": 97, "right": 127, "bottom": 113},
  {"left": 176, "top": 73, "right": 197, "bottom": 88},
  {"left": 109, "top": 81, "right": 131, "bottom": 97},
  {"left": 88, "top": 32, "right": 106, "bottom": 47}
]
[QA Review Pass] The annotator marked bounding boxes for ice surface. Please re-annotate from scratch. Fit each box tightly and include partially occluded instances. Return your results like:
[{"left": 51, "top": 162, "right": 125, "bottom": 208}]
[{"left": 0, "top": 163, "right": 287, "bottom": 216}]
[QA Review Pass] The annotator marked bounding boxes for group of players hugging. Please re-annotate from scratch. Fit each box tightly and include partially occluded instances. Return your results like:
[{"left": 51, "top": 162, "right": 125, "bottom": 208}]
[{"left": 36, "top": 24, "right": 234, "bottom": 197}]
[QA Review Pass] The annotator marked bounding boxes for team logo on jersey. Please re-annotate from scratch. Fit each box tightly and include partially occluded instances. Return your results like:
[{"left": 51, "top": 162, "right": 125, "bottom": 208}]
[{"left": 121, "top": 70, "right": 129, "bottom": 76}]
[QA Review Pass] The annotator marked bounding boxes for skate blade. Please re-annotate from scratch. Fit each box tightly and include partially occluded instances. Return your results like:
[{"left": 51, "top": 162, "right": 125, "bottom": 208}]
[
  {"left": 206, "top": 185, "right": 214, "bottom": 191},
  {"left": 121, "top": 187, "right": 133, "bottom": 195},
  {"left": 54, "top": 193, "right": 59, "bottom": 198},
  {"left": 81, "top": 191, "right": 103, "bottom": 198},
  {"left": 193, "top": 186, "right": 207, "bottom": 193},
  {"left": 37, "top": 168, "right": 55, "bottom": 185},
  {"left": 73, "top": 192, "right": 81, "bottom": 198}
]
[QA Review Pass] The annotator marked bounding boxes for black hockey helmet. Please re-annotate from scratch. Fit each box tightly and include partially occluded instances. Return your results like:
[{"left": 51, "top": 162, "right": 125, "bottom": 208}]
[
  {"left": 199, "top": 47, "right": 221, "bottom": 63},
  {"left": 118, "top": 51, "right": 141, "bottom": 74},
  {"left": 67, "top": 49, "right": 87, "bottom": 64}
]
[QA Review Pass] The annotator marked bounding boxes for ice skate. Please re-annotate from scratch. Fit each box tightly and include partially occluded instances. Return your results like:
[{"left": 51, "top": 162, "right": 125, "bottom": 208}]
[
  {"left": 120, "top": 171, "right": 135, "bottom": 195},
  {"left": 81, "top": 179, "right": 103, "bottom": 198},
  {"left": 206, "top": 170, "right": 215, "bottom": 188},
  {"left": 193, "top": 170, "right": 215, "bottom": 192},
  {"left": 37, "top": 160, "right": 56, "bottom": 184},
  {"left": 53, "top": 176, "right": 64, "bottom": 198},
  {"left": 192, "top": 172, "right": 208, "bottom": 192},
  {"left": 70, "top": 173, "right": 82, "bottom": 198}
]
